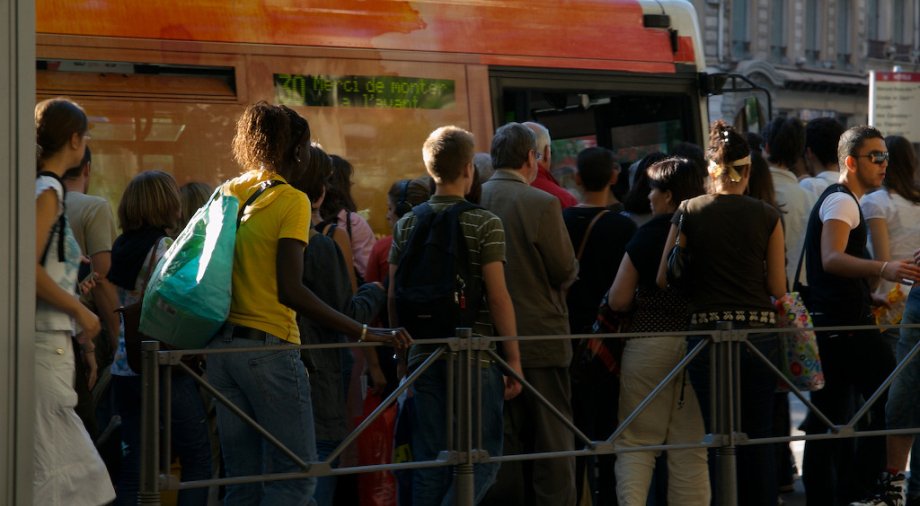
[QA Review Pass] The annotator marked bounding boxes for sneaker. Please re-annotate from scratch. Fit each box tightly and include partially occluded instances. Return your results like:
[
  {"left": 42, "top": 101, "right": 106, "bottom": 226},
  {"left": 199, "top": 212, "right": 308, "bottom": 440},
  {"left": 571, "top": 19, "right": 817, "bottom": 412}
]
[{"left": 850, "top": 472, "right": 907, "bottom": 506}]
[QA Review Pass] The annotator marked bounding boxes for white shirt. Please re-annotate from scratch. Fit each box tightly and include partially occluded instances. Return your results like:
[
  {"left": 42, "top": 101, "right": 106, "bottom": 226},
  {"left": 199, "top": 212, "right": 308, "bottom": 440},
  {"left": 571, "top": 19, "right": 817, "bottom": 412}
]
[
  {"left": 35, "top": 176, "right": 81, "bottom": 333},
  {"left": 820, "top": 191, "right": 860, "bottom": 228},
  {"left": 861, "top": 189, "right": 920, "bottom": 297},
  {"left": 800, "top": 171, "right": 840, "bottom": 198},
  {"left": 771, "top": 166, "right": 818, "bottom": 286}
]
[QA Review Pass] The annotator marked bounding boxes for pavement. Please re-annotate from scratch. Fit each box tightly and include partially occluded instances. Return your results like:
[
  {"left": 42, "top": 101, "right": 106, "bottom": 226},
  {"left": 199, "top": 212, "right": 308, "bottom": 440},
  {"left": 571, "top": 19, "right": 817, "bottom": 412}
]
[{"left": 783, "top": 394, "right": 807, "bottom": 505}]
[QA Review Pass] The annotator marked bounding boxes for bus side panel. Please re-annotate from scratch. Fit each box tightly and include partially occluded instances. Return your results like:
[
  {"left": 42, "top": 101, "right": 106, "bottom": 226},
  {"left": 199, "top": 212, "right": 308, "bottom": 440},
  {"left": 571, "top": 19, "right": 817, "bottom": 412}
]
[
  {"left": 37, "top": 0, "right": 679, "bottom": 70},
  {"left": 465, "top": 65, "right": 494, "bottom": 152}
]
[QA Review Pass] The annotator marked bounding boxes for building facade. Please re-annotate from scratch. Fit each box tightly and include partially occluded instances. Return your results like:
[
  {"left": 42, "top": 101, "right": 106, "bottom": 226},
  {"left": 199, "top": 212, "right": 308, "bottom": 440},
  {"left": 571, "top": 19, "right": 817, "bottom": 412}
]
[{"left": 691, "top": 0, "right": 920, "bottom": 129}]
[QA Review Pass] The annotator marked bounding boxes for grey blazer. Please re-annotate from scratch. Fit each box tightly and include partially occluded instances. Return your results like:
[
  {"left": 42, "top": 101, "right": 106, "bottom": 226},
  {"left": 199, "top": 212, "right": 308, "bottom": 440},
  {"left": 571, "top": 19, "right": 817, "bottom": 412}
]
[{"left": 481, "top": 169, "right": 578, "bottom": 368}]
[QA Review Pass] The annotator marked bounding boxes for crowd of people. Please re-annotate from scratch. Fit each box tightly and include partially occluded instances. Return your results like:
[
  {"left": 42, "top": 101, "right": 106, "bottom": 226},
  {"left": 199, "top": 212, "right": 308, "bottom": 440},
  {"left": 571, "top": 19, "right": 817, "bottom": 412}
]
[{"left": 32, "top": 96, "right": 920, "bottom": 506}]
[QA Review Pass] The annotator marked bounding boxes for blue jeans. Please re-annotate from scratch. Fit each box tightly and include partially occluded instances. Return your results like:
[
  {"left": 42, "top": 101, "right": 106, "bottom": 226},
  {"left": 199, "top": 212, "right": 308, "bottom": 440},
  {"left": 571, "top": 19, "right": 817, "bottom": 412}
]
[
  {"left": 207, "top": 325, "right": 318, "bottom": 506},
  {"left": 112, "top": 372, "right": 212, "bottom": 506},
  {"left": 802, "top": 313, "right": 893, "bottom": 505},
  {"left": 889, "top": 287, "right": 920, "bottom": 430},
  {"left": 687, "top": 330, "right": 779, "bottom": 506},
  {"left": 892, "top": 287, "right": 920, "bottom": 498},
  {"left": 313, "top": 440, "right": 340, "bottom": 506},
  {"left": 410, "top": 360, "right": 504, "bottom": 506}
]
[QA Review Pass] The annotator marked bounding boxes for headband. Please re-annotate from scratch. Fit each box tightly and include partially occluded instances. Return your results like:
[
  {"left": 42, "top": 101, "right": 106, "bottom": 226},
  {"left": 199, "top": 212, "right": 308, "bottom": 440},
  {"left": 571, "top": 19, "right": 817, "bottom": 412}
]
[{"left": 707, "top": 155, "right": 751, "bottom": 183}]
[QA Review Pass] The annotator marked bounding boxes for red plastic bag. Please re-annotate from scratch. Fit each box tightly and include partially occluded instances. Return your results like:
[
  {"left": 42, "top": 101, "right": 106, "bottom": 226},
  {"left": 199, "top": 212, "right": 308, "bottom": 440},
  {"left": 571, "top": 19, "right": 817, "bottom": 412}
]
[{"left": 356, "top": 393, "right": 398, "bottom": 506}]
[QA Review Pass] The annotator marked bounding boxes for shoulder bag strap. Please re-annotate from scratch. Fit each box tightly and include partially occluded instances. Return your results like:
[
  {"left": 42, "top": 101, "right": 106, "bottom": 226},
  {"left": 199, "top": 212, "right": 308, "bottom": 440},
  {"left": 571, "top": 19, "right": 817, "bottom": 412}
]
[
  {"left": 793, "top": 233, "right": 807, "bottom": 292},
  {"left": 345, "top": 209, "right": 354, "bottom": 240},
  {"left": 576, "top": 210, "right": 609, "bottom": 261},
  {"left": 139, "top": 237, "right": 165, "bottom": 297},
  {"left": 674, "top": 212, "right": 684, "bottom": 247},
  {"left": 38, "top": 171, "right": 67, "bottom": 265},
  {"left": 236, "top": 179, "right": 287, "bottom": 229}
]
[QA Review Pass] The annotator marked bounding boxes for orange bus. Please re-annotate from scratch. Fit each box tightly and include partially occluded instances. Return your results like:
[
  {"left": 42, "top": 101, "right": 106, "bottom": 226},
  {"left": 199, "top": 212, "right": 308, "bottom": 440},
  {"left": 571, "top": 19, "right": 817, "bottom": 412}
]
[{"left": 37, "top": 0, "right": 708, "bottom": 233}]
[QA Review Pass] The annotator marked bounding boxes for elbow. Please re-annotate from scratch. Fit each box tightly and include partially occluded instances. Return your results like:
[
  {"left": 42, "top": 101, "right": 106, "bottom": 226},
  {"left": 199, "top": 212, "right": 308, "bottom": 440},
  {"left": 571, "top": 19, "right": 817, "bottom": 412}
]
[
  {"left": 608, "top": 293, "right": 632, "bottom": 312},
  {"left": 277, "top": 281, "right": 297, "bottom": 310},
  {"left": 769, "top": 284, "right": 786, "bottom": 300}
]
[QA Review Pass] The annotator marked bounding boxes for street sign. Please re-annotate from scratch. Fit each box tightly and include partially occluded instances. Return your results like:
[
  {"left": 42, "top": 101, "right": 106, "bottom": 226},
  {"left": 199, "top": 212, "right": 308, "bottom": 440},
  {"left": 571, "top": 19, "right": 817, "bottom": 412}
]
[{"left": 869, "top": 71, "right": 920, "bottom": 140}]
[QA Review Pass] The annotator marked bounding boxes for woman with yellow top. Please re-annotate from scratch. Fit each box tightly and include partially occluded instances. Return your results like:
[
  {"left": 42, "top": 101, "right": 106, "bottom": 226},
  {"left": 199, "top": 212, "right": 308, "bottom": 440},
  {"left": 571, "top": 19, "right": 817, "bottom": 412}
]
[{"left": 207, "top": 102, "right": 411, "bottom": 505}]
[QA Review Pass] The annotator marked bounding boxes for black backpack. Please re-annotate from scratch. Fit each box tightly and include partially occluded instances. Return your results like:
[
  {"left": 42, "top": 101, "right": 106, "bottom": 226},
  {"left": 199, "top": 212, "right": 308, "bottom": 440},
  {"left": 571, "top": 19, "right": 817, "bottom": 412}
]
[{"left": 394, "top": 201, "right": 482, "bottom": 339}]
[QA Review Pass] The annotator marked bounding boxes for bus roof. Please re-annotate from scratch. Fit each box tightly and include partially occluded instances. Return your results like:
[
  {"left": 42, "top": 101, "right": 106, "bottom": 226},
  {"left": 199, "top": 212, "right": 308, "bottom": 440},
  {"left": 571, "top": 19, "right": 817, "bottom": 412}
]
[{"left": 38, "top": 0, "right": 696, "bottom": 72}]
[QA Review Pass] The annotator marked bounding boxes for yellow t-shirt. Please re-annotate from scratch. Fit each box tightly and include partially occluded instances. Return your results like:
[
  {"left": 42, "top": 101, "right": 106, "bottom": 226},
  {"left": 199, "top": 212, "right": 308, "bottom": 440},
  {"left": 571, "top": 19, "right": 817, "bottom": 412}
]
[{"left": 223, "top": 169, "right": 310, "bottom": 343}]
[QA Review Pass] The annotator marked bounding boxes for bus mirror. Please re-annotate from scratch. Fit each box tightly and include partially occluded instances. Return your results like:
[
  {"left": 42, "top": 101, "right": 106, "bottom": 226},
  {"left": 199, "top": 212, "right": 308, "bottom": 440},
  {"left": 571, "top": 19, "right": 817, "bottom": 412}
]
[{"left": 699, "top": 72, "right": 728, "bottom": 96}]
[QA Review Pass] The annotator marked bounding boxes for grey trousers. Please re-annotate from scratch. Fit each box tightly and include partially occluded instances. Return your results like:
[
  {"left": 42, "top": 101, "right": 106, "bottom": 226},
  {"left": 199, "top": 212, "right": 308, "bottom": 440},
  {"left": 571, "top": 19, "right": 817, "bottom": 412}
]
[{"left": 480, "top": 366, "right": 577, "bottom": 506}]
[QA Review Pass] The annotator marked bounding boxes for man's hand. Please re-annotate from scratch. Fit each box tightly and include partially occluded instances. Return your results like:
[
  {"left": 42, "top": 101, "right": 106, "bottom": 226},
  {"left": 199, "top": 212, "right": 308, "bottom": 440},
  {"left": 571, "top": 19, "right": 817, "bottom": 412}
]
[{"left": 881, "top": 259, "right": 920, "bottom": 284}]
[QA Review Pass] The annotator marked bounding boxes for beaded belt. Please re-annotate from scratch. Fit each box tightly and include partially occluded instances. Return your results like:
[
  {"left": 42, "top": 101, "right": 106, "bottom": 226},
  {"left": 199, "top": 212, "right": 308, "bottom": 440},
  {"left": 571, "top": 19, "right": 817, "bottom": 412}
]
[{"left": 690, "top": 310, "right": 776, "bottom": 326}]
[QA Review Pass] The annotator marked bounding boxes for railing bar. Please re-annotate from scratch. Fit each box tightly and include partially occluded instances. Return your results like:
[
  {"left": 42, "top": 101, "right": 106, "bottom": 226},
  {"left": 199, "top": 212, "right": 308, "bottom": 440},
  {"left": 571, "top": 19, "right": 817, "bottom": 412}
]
[
  {"left": 151, "top": 324, "right": 920, "bottom": 496},
  {"left": 161, "top": 365, "right": 172, "bottom": 476}
]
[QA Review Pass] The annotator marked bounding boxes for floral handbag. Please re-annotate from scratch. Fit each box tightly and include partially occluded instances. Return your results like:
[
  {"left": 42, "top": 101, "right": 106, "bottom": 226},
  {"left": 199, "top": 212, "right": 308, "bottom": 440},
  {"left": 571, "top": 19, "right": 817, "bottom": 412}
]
[{"left": 774, "top": 292, "right": 825, "bottom": 392}]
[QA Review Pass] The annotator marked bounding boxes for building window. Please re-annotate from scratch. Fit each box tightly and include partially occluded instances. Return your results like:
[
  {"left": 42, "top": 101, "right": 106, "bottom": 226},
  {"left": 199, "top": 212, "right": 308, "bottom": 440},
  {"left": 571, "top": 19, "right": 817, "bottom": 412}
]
[
  {"left": 867, "top": 0, "right": 880, "bottom": 41},
  {"left": 731, "top": 0, "right": 750, "bottom": 58},
  {"left": 836, "top": 0, "right": 851, "bottom": 67},
  {"left": 893, "top": 0, "right": 905, "bottom": 43},
  {"left": 805, "top": 0, "right": 822, "bottom": 63},
  {"left": 770, "top": 0, "right": 787, "bottom": 61}
]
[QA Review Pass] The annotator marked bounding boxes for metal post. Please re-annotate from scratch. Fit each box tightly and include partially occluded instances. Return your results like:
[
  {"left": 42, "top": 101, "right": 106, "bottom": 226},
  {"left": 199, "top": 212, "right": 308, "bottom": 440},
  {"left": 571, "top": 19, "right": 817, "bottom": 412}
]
[
  {"left": 454, "top": 327, "right": 475, "bottom": 506},
  {"left": 714, "top": 322, "right": 738, "bottom": 506},
  {"left": 139, "top": 340, "right": 161, "bottom": 505}
]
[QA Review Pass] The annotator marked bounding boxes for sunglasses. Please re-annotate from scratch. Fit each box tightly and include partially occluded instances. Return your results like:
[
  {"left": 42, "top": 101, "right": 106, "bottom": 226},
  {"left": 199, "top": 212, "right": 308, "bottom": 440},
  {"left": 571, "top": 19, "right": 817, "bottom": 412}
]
[{"left": 854, "top": 151, "right": 889, "bottom": 164}]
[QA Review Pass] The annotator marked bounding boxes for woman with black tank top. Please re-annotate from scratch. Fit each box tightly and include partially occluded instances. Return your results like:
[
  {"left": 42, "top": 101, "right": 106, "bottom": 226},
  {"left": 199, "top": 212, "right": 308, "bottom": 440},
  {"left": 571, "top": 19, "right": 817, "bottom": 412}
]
[{"left": 657, "top": 121, "right": 787, "bottom": 506}]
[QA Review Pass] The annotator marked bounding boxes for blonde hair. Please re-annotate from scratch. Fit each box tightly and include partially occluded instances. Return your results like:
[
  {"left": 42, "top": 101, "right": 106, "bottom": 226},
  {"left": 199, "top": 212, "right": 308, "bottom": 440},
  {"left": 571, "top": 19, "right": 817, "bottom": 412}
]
[
  {"left": 178, "top": 181, "right": 213, "bottom": 231},
  {"left": 422, "top": 126, "right": 475, "bottom": 183},
  {"left": 118, "top": 170, "right": 181, "bottom": 232}
]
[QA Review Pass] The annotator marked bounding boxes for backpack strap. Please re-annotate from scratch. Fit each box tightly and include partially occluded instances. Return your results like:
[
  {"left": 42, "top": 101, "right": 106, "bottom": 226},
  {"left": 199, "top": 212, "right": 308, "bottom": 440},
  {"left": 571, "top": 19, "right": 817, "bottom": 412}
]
[
  {"left": 320, "top": 222, "right": 337, "bottom": 238},
  {"left": 236, "top": 179, "right": 286, "bottom": 229},
  {"left": 401, "top": 200, "right": 479, "bottom": 261},
  {"left": 576, "top": 209, "right": 609, "bottom": 262},
  {"left": 345, "top": 209, "right": 353, "bottom": 241}
]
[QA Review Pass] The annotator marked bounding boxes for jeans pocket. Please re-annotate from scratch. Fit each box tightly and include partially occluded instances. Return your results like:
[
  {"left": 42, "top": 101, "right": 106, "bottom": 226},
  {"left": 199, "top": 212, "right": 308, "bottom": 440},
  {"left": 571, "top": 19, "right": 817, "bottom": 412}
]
[{"left": 248, "top": 349, "right": 302, "bottom": 404}]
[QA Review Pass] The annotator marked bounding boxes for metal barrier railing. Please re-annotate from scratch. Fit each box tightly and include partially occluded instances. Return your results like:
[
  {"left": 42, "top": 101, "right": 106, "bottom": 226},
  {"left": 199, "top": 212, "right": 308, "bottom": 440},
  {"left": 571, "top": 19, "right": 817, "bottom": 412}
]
[{"left": 137, "top": 321, "right": 920, "bottom": 506}]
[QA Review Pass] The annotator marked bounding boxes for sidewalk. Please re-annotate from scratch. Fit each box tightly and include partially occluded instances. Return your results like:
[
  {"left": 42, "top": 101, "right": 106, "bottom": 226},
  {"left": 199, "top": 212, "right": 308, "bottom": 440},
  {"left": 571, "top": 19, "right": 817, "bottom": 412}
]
[
  {"left": 783, "top": 394, "right": 807, "bottom": 505},
  {"left": 780, "top": 395, "right": 808, "bottom": 506}
]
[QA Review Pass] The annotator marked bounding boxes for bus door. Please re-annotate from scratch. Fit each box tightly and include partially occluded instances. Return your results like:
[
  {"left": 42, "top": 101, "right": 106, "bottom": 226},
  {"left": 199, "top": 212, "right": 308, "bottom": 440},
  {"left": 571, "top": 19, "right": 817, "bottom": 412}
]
[{"left": 491, "top": 67, "right": 704, "bottom": 179}]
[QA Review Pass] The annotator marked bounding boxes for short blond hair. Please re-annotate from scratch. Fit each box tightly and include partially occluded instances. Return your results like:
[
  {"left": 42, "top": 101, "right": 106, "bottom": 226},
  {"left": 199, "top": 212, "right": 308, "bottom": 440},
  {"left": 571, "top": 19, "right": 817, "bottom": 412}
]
[{"left": 422, "top": 126, "right": 475, "bottom": 183}]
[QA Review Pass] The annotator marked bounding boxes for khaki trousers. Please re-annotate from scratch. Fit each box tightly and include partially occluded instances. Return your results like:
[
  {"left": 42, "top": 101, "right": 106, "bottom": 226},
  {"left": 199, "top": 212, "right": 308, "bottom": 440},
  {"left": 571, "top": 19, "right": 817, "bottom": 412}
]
[{"left": 614, "top": 336, "right": 710, "bottom": 506}]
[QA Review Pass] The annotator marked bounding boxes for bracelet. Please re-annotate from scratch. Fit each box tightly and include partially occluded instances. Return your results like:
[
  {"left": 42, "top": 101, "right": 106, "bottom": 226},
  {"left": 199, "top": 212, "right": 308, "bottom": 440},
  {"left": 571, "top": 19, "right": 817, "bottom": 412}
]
[
  {"left": 81, "top": 347, "right": 95, "bottom": 354},
  {"left": 879, "top": 261, "right": 889, "bottom": 279},
  {"left": 359, "top": 323, "right": 368, "bottom": 343}
]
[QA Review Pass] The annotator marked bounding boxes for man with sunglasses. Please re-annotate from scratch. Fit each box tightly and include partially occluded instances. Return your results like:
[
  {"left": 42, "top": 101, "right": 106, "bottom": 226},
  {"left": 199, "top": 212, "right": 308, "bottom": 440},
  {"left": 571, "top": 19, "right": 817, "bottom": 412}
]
[{"left": 799, "top": 126, "right": 920, "bottom": 506}]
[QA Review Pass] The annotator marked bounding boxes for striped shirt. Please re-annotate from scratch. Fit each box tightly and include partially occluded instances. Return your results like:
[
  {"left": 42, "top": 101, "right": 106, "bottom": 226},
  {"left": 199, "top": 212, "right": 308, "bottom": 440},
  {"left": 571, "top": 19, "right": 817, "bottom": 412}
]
[{"left": 389, "top": 195, "right": 506, "bottom": 364}]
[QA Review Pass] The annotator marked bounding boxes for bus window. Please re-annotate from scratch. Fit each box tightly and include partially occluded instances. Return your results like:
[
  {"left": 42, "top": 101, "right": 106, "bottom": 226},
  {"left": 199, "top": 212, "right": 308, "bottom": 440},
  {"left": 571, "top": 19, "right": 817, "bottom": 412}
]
[
  {"left": 494, "top": 71, "right": 702, "bottom": 177},
  {"left": 493, "top": 76, "right": 701, "bottom": 206},
  {"left": 246, "top": 57, "right": 474, "bottom": 233}
]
